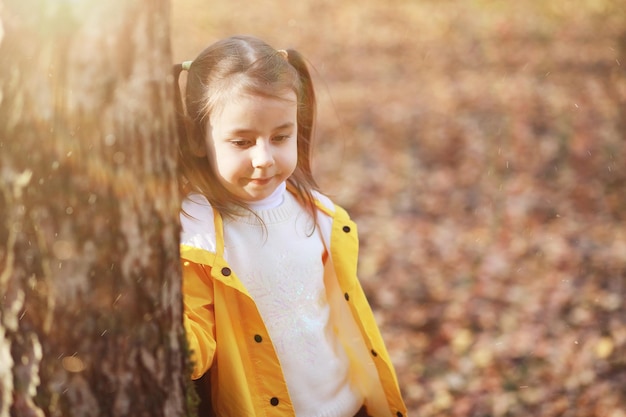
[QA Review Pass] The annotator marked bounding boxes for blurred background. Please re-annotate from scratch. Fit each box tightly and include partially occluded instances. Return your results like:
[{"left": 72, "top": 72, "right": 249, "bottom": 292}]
[{"left": 171, "top": 1, "right": 626, "bottom": 416}]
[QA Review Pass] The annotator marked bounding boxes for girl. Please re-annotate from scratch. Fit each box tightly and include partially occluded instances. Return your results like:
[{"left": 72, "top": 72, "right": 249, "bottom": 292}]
[{"left": 173, "top": 35, "right": 407, "bottom": 417}]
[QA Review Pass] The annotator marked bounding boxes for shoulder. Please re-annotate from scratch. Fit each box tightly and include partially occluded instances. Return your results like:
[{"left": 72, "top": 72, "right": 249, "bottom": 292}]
[
  {"left": 311, "top": 190, "right": 334, "bottom": 214},
  {"left": 310, "top": 190, "right": 357, "bottom": 247},
  {"left": 180, "top": 193, "right": 217, "bottom": 253},
  {"left": 311, "top": 190, "right": 352, "bottom": 223}
]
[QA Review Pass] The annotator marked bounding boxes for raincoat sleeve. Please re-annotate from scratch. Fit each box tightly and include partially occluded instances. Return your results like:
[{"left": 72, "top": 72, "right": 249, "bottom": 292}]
[{"left": 182, "top": 260, "right": 217, "bottom": 380}]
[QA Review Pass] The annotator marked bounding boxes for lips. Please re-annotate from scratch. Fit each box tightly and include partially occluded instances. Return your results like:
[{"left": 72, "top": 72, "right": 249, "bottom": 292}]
[{"left": 248, "top": 177, "right": 273, "bottom": 185}]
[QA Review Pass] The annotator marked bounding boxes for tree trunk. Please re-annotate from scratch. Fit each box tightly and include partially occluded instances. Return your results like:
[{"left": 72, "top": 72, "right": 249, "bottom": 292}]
[{"left": 0, "top": 1, "right": 190, "bottom": 416}]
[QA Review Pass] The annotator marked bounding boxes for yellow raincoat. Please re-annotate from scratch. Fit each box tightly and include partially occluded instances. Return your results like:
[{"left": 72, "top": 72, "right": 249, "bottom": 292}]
[{"left": 181, "top": 191, "right": 407, "bottom": 417}]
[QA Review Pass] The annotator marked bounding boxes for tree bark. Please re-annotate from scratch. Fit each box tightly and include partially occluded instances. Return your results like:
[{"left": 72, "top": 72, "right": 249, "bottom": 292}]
[{"left": 0, "top": 1, "right": 189, "bottom": 416}]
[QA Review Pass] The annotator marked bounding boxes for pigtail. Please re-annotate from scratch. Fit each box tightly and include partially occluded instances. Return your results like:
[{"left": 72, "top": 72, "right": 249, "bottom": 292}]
[
  {"left": 173, "top": 62, "right": 200, "bottom": 199},
  {"left": 286, "top": 49, "right": 316, "bottom": 185},
  {"left": 285, "top": 49, "right": 320, "bottom": 228},
  {"left": 172, "top": 63, "right": 188, "bottom": 148},
  {"left": 172, "top": 63, "right": 187, "bottom": 197}
]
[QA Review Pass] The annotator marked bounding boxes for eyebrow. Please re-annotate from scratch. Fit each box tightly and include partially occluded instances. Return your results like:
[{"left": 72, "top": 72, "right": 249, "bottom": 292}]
[{"left": 228, "top": 122, "right": 295, "bottom": 136}]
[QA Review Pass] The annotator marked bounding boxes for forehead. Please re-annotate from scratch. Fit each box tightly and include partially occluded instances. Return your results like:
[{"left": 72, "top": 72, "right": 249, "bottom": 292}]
[
  {"left": 208, "top": 76, "right": 297, "bottom": 113},
  {"left": 209, "top": 88, "right": 298, "bottom": 131}
]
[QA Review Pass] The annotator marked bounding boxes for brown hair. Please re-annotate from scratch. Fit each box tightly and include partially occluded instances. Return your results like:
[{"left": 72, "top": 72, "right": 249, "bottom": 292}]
[{"left": 173, "top": 35, "right": 319, "bottom": 220}]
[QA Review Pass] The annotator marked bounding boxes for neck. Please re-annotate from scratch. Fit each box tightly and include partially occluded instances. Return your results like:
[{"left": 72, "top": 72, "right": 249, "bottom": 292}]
[{"left": 247, "top": 181, "right": 286, "bottom": 211}]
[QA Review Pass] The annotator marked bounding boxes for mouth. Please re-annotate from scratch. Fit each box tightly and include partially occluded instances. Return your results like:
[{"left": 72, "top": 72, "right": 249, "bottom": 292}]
[{"left": 248, "top": 177, "right": 273, "bottom": 186}]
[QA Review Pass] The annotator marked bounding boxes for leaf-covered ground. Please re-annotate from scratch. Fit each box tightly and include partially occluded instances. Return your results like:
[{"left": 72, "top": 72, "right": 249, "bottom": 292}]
[{"left": 172, "top": 1, "right": 626, "bottom": 415}]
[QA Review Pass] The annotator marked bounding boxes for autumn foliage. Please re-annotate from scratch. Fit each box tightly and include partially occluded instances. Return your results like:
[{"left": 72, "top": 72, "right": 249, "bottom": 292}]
[{"left": 172, "top": 1, "right": 626, "bottom": 415}]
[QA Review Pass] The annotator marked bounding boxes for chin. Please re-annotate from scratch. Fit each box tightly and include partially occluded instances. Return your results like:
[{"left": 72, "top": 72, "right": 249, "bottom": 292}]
[{"left": 241, "top": 192, "right": 269, "bottom": 202}]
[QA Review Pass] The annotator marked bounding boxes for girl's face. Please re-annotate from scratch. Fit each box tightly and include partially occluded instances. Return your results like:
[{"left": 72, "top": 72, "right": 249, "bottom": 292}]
[{"left": 205, "top": 89, "right": 298, "bottom": 202}]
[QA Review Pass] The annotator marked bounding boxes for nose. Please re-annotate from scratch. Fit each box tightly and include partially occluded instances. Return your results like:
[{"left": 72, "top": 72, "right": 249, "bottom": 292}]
[{"left": 251, "top": 142, "right": 274, "bottom": 168}]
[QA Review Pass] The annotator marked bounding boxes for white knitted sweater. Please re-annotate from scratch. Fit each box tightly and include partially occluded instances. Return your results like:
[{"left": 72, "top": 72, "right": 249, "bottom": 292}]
[{"left": 222, "top": 183, "right": 362, "bottom": 417}]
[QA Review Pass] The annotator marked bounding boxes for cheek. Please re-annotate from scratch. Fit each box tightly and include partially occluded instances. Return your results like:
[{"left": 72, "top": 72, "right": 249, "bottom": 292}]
[
  {"left": 287, "top": 141, "right": 299, "bottom": 169},
  {"left": 212, "top": 147, "right": 247, "bottom": 179},
  {"left": 205, "top": 141, "right": 226, "bottom": 175}
]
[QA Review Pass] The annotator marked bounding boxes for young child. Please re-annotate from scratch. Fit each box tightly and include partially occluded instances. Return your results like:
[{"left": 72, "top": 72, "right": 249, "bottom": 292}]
[{"left": 173, "top": 35, "right": 407, "bottom": 417}]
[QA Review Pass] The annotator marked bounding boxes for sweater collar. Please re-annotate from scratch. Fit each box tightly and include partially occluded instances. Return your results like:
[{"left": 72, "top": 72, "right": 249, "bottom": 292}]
[
  {"left": 228, "top": 182, "right": 298, "bottom": 225},
  {"left": 247, "top": 181, "right": 286, "bottom": 211}
]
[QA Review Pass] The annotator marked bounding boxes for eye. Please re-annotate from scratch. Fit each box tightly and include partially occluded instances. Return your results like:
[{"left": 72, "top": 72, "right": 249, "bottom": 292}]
[
  {"left": 272, "top": 134, "right": 291, "bottom": 143},
  {"left": 230, "top": 139, "right": 252, "bottom": 148}
]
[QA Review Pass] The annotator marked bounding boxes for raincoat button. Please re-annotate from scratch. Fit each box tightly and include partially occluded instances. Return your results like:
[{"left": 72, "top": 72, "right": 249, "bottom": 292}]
[
  {"left": 371, "top": 349, "right": 378, "bottom": 357},
  {"left": 344, "top": 293, "right": 350, "bottom": 301},
  {"left": 270, "top": 397, "right": 279, "bottom": 406},
  {"left": 254, "top": 334, "right": 262, "bottom": 343},
  {"left": 221, "top": 267, "right": 231, "bottom": 276},
  {"left": 342, "top": 226, "right": 351, "bottom": 233}
]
